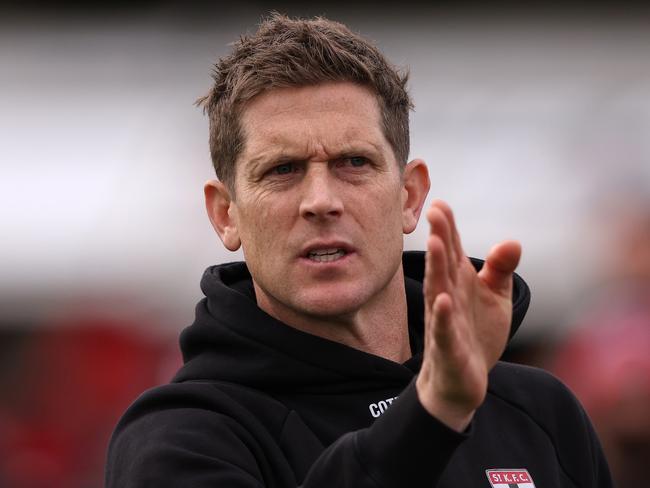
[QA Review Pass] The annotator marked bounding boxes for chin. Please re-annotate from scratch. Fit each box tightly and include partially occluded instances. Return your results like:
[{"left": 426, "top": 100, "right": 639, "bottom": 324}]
[{"left": 292, "top": 286, "right": 371, "bottom": 318}]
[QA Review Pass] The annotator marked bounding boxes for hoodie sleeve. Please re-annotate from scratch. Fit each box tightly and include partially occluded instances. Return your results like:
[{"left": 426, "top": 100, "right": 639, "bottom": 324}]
[
  {"left": 105, "top": 381, "right": 467, "bottom": 488},
  {"left": 301, "top": 381, "right": 468, "bottom": 487}
]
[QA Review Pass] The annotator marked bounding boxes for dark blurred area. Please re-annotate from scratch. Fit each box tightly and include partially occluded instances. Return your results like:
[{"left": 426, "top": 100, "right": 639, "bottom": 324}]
[
  {"left": 548, "top": 192, "right": 650, "bottom": 487},
  {"left": 503, "top": 189, "right": 650, "bottom": 488},
  {"left": 0, "top": 319, "right": 180, "bottom": 487},
  {"left": 2, "top": 2, "right": 649, "bottom": 487}
]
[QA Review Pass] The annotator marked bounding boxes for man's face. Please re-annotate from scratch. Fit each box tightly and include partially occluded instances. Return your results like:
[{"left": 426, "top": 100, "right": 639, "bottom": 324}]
[{"left": 223, "top": 82, "right": 418, "bottom": 321}]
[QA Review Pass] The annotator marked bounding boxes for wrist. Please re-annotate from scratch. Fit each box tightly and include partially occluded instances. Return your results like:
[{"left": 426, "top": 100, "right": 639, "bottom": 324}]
[{"left": 416, "top": 374, "right": 476, "bottom": 432}]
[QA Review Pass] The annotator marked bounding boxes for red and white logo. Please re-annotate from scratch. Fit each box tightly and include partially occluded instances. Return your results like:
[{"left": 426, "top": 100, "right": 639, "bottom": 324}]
[{"left": 485, "top": 469, "right": 536, "bottom": 488}]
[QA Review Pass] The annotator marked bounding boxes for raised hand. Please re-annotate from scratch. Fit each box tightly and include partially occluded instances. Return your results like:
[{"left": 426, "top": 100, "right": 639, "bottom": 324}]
[{"left": 415, "top": 200, "right": 522, "bottom": 431}]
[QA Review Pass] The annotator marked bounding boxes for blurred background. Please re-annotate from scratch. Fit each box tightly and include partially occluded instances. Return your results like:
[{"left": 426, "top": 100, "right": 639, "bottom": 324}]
[{"left": 2, "top": 1, "right": 649, "bottom": 486}]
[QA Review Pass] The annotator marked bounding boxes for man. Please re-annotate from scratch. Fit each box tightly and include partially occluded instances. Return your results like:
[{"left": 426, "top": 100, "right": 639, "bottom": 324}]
[{"left": 106, "top": 14, "right": 612, "bottom": 487}]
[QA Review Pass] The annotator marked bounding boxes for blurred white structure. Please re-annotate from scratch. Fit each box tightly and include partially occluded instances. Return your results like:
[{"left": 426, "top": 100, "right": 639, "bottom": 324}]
[{"left": 2, "top": 5, "right": 649, "bottom": 336}]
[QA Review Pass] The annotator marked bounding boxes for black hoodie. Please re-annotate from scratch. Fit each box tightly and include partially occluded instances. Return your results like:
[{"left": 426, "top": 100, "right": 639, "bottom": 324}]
[{"left": 106, "top": 251, "right": 612, "bottom": 487}]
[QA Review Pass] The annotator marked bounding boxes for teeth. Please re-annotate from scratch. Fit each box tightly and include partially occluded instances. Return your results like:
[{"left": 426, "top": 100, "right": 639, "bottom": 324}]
[{"left": 308, "top": 248, "right": 346, "bottom": 262}]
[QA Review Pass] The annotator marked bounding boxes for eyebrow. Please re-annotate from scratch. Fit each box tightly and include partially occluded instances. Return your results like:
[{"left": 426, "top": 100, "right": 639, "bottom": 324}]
[
  {"left": 245, "top": 141, "right": 384, "bottom": 170},
  {"left": 245, "top": 151, "right": 300, "bottom": 174}
]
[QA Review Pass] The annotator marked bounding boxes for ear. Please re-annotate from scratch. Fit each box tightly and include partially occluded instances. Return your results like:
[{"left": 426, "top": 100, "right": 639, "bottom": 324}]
[
  {"left": 401, "top": 159, "right": 430, "bottom": 234},
  {"left": 204, "top": 180, "right": 241, "bottom": 251}
]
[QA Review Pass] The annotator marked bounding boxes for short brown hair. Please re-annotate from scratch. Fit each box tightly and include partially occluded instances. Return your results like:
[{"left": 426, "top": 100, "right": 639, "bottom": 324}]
[{"left": 197, "top": 12, "right": 413, "bottom": 192}]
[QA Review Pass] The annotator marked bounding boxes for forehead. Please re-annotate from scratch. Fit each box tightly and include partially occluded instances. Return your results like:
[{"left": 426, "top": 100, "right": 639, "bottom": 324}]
[{"left": 237, "top": 82, "right": 390, "bottom": 162}]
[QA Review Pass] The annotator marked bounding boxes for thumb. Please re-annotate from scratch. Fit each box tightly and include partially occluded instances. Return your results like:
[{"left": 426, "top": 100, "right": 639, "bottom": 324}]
[{"left": 478, "top": 240, "right": 522, "bottom": 295}]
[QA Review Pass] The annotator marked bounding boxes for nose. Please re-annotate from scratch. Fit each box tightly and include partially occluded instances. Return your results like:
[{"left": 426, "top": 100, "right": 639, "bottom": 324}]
[{"left": 299, "top": 164, "right": 344, "bottom": 221}]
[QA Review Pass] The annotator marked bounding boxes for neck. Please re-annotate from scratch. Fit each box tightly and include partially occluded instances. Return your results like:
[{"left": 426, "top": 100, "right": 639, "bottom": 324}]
[{"left": 254, "top": 267, "right": 411, "bottom": 363}]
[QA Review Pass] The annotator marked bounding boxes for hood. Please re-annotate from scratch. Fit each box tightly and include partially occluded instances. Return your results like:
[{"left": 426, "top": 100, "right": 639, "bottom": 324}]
[{"left": 173, "top": 251, "right": 530, "bottom": 392}]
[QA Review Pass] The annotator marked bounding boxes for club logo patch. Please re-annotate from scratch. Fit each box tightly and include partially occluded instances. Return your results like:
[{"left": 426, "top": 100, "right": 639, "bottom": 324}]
[{"left": 485, "top": 469, "right": 536, "bottom": 487}]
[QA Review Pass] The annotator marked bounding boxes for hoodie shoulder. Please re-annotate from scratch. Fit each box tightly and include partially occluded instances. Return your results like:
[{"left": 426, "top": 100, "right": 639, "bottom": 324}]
[
  {"left": 105, "top": 381, "right": 293, "bottom": 487},
  {"left": 114, "top": 381, "right": 291, "bottom": 440},
  {"left": 487, "top": 362, "right": 610, "bottom": 487},
  {"left": 488, "top": 362, "right": 579, "bottom": 418}
]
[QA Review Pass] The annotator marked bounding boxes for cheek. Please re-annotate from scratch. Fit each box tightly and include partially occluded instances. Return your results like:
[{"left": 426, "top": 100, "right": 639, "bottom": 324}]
[
  {"left": 367, "top": 185, "right": 404, "bottom": 226},
  {"left": 354, "top": 187, "right": 405, "bottom": 254},
  {"left": 237, "top": 199, "right": 292, "bottom": 252},
  {"left": 240, "top": 214, "right": 271, "bottom": 253}
]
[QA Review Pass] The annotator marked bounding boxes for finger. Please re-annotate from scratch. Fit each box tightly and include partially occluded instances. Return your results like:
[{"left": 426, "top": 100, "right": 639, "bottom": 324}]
[
  {"left": 431, "top": 292, "right": 454, "bottom": 350},
  {"left": 430, "top": 199, "right": 464, "bottom": 265},
  {"left": 423, "top": 240, "right": 433, "bottom": 311},
  {"left": 478, "top": 240, "right": 522, "bottom": 295},
  {"left": 438, "top": 201, "right": 464, "bottom": 266},
  {"left": 427, "top": 204, "right": 457, "bottom": 283},
  {"left": 424, "top": 234, "right": 451, "bottom": 306}
]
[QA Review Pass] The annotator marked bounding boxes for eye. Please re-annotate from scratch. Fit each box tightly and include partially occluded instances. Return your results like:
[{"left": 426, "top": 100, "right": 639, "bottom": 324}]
[
  {"left": 333, "top": 156, "right": 372, "bottom": 175},
  {"left": 272, "top": 162, "right": 295, "bottom": 175},
  {"left": 348, "top": 156, "right": 368, "bottom": 167}
]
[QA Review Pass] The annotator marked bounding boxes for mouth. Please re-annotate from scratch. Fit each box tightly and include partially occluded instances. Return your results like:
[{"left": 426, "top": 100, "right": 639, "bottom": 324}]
[
  {"left": 301, "top": 241, "right": 354, "bottom": 264},
  {"left": 306, "top": 248, "right": 348, "bottom": 262}
]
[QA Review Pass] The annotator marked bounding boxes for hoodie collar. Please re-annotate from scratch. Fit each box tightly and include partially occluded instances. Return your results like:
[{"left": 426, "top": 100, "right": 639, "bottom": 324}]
[{"left": 173, "top": 251, "right": 530, "bottom": 391}]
